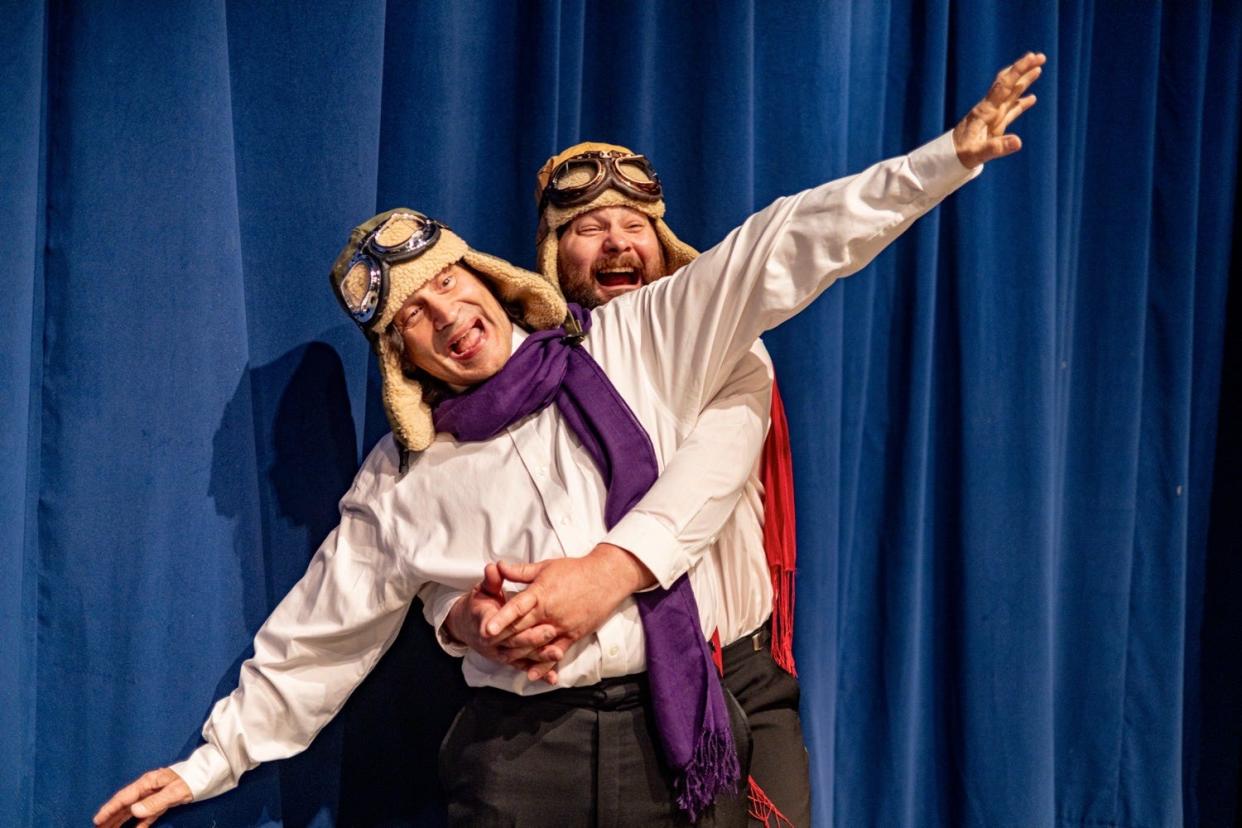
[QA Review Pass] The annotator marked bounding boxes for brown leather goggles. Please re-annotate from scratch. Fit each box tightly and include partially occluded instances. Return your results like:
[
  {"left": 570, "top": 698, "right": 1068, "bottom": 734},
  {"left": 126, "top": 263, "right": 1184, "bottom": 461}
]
[
  {"left": 329, "top": 209, "right": 441, "bottom": 329},
  {"left": 538, "top": 150, "right": 663, "bottom": 210}
]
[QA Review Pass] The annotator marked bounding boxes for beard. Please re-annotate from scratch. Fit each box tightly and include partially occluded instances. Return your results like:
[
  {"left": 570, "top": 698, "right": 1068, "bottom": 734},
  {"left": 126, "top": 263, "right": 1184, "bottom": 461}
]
[{"left": 558, "top": 251, "right": 664, "bottom": 309}]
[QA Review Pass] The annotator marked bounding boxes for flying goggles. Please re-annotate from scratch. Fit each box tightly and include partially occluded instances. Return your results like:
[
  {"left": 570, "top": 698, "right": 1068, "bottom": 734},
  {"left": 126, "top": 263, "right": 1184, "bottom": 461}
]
[
  {"left": 539, "top": 150, "right": 663, "bottom": 210},
  {"left": 330, "top": 209, "right": 442, "bottom": 329}
]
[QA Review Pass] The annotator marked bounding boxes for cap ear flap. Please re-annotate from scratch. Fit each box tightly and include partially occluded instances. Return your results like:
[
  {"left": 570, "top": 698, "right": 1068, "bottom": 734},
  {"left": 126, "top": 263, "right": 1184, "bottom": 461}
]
[
  {"left": 652, "top": 218, "right": 700, "bottom": 275},
  {"left": 375, "top": 328, "right": 435, "bottom": 451},
  {"left": 536, "top": 233, "right": 561, "bottom": 285}
]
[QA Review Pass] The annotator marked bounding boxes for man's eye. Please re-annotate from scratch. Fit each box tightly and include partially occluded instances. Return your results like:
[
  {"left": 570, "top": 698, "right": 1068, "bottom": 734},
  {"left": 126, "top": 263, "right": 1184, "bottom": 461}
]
[
  {"left": 442, "top": 274, "right": 454, "bottom": 288},
  {"left": 579, "top": 226, "right": 602, "bottom": 234}
]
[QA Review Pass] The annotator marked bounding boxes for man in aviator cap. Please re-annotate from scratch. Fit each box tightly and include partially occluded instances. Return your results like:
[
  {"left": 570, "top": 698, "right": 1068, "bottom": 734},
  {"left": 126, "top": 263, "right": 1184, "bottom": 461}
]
[
  {"left": 536, "top": 137, "right": 811, "bottom": 824},
  {"left": 429, "top": 137, "right": 811, "bottom": 827},
  {"left": 94, "top": 52, "right": 1044, "bottom": 828}
]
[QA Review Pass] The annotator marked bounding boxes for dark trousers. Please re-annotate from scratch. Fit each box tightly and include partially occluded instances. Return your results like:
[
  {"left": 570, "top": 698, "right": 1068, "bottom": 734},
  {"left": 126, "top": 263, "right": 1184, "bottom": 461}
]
[
  {"left": 440, "top": 673, "right": 753, "bottom": 827},
  {"left": 720, "top": 624, "right": 812, "bottom": 828}
]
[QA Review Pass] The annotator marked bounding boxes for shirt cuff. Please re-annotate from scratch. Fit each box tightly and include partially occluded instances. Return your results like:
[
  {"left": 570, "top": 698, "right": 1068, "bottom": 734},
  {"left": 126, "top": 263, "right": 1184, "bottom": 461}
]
[
  {"left": 908, "top": 130, "right": 982, "bottom": 196},
  {"left": 602, "top": 511, "right": 694, "bottom": 591},
  {"left": 427, "top": 588, "right": 470, "bottom": 658},
  {"left": 168, "top": 742, "right": 235, "bottom": 802}
]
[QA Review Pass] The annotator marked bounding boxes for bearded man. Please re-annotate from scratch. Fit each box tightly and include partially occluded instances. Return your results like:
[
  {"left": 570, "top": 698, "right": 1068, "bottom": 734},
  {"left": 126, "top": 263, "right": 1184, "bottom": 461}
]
[
  {"left": 531, "top": 136, "right": 811, "bottom": 826},
  {"left": 94, "top": 52, "right": 1043, "bottom": 828}
]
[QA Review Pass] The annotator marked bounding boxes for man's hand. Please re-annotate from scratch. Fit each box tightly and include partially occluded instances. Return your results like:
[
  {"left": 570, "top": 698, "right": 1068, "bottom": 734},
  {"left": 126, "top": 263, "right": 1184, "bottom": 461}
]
[
  {"left": 953, "top": 51, "right": 1046, "bottom": 168},
  {"left": 93, "top": 767, "right": 192, "bottom": 828},
  {"left": 445, "top": 563, "right": 565, "bottom": 683},
  {"left": 483, "top": 543, "right": 656, "bottom": 681}
]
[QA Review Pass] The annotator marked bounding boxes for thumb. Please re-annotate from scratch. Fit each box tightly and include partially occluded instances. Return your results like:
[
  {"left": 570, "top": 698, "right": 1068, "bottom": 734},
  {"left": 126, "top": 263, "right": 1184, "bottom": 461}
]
[
  {"left": 497, "top": 559, "right": 544, "bottom": 584},
  {"left": 983, "top": 134, "right": 1021, "bottom": 163}
]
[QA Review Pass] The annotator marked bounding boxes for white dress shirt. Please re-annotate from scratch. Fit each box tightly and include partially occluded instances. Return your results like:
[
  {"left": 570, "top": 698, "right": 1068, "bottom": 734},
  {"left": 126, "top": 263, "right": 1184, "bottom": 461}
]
[{"left": 171, "top": 131, "right": 979, "bottom": 801}]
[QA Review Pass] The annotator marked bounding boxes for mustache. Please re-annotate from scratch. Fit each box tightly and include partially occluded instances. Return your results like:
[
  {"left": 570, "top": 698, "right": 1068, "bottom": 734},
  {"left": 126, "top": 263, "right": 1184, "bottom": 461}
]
[{"left": 591, "top": 253, "right": 643, "bottom": 275}]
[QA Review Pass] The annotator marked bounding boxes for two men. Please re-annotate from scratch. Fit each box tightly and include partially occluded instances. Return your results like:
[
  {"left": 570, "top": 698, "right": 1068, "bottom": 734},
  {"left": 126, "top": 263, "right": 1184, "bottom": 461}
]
[
  {"left": 458, "top": 135, "right": 812, "bottom": 824},
  {"left": 95, "top": 52, "right": 1044, "bottom": 828}
]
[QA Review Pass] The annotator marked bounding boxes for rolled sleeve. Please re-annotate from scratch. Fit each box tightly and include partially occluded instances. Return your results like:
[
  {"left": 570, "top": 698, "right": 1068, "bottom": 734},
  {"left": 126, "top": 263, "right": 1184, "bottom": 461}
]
[{"left": 611, "top": 130, "right": 983, "bottom": 430}]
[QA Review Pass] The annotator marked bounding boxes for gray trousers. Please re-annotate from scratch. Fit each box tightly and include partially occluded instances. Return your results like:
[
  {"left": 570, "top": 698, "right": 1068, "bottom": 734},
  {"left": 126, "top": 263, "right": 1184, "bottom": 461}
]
[
  {"left": 720, "top": 624, "right": 812, "bottom": 828},
  {"left": 440, "top": 623, "right": 810, "bottom": 827},
  {"left": 440, "top": 673, "right": 753, "bottom": 827}
]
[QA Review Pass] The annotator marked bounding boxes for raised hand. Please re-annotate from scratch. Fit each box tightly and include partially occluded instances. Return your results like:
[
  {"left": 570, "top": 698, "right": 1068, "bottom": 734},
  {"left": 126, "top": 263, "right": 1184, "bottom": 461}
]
[
  {"left": 93, "top": 767, "right": 192, "bottom": 828},
  {"left": 953, "top": 51, "right": 1046, "bottom": 168}
]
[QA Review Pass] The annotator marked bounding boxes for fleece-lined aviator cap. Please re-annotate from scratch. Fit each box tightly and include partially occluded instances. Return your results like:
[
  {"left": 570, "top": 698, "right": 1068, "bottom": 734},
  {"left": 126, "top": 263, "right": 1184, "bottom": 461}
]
[
  {"left": 534, "top": 142, "right": 700, "bottom": 284},
  {"left": 329, "top": 208, "right": 566, "bottom": 451}
]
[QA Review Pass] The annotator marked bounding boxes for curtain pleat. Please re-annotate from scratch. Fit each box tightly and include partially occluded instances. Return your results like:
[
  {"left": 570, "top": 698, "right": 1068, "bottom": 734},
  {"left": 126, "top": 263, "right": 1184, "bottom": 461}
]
[{"left": 0, "top": 4, "right": 49, "bottom": 826}]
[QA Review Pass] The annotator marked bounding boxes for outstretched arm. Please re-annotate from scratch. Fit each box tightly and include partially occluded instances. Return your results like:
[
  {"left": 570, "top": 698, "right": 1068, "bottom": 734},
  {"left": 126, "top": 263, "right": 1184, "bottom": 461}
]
[
  {"left": 95, "top": 446, "right": 416, "bottom": 822},
  {"left": 480, "top": 52, "right": 1046, "bottom": 656},
  {"left": 615, "top": 52, "right": 1045, "bottom": 427}
]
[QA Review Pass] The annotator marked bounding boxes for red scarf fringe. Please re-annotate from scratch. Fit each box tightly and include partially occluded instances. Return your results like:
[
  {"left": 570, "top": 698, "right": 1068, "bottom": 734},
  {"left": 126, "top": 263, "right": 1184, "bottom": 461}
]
[
  {"left": 760, "top": 381, "right": 798, "bottom": 676},
  {"left": 747, "top": 775, "right": 796, "bottom": 827}
]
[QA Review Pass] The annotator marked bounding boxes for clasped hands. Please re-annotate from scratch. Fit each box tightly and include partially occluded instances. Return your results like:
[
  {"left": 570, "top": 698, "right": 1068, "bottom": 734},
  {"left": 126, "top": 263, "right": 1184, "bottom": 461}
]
[{"left": 444, "top": 542, "right": 656, "bottom": 685}]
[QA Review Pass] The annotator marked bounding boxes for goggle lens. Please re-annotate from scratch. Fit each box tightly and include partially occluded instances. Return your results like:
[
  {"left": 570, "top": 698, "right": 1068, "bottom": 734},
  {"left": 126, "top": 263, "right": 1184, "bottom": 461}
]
[
  {"left": 542, "top": 152, "right": 662, "bottom": 208},
  {"left": 552, "top": 159, "right": 605, "bottom": 191},
  {"left": 615, "top": 157, "right": 656, "bottom": 186},
  {"left": 340, "top": 259, "right": 379, "bottom": 317},
  {"left": 332, "top": 210, "right": 441, "bottom": 329}
]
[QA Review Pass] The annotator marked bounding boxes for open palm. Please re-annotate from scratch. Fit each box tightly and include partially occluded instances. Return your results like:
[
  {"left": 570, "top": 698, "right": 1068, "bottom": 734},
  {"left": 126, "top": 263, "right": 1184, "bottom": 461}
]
[{"left": 954, "top": 52, "right": 1046, "bottom": 168}]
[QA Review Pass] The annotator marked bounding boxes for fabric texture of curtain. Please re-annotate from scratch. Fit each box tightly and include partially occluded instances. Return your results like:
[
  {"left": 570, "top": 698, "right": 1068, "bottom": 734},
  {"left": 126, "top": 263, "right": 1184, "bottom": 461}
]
[{"left": 3, "top": 1, "right": 1240, "bottom": 825}]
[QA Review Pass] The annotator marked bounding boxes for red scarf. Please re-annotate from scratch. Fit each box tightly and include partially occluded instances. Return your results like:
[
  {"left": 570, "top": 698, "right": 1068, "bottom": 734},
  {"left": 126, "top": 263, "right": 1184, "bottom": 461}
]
[{"left": 760, "top": 379, "right": 798, "bottom": 675}]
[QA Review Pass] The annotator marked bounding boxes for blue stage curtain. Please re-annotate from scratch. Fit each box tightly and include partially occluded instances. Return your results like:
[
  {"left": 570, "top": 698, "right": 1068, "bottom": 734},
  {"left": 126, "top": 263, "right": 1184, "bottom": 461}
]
[{"left": 3, "top": 2, "right": 1240, "bottom": 825}]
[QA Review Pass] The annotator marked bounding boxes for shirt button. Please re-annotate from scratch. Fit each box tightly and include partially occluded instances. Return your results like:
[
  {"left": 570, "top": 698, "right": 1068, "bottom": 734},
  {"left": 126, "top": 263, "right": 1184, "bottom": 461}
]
[
  {"left": 560, "top": 515, "right": 571, "bottom": 526},
  {"left": 608, "top": 645, "right": 619, "bottom": 657}
]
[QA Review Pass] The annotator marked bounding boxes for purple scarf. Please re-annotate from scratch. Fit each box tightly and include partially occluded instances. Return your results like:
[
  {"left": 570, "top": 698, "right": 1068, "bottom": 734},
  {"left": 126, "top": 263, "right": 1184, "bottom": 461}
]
[{"left": 433, "top": 304, "right": 739, "bottom": 819}]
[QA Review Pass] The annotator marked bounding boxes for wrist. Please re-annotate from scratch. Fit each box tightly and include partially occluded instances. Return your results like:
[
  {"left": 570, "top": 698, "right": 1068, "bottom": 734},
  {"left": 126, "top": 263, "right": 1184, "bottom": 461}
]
[
  {"left": 590, "top": 542, "right": 657, "bottom": 597},
  {"left": 443, "top": 595, "right": 470, "bottom": 647}
]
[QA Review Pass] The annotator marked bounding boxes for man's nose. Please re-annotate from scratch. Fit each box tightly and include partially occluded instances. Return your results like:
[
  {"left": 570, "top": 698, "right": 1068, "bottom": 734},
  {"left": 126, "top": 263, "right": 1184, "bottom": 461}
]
[
  {"left": 425, "top": 294, "right": 457, "bottom": 329},
  {"left": 602, "top": 229, "right": 630, "bottom": 252}
]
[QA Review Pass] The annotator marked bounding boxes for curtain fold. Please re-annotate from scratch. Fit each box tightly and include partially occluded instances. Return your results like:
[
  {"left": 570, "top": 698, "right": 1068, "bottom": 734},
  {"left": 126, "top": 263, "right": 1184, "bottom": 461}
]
[
  {"left": 3, "top": 2, "right": 1239, "bottom": 825},
  {"left": 0, "top": 4, "right": 48, "bottom": 826}
]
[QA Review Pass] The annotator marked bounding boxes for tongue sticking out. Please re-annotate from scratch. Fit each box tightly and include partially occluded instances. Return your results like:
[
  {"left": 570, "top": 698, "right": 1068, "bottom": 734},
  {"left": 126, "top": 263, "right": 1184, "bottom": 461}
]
[{"left": 452, "top": 324, "right": 483, "bottom": 355}]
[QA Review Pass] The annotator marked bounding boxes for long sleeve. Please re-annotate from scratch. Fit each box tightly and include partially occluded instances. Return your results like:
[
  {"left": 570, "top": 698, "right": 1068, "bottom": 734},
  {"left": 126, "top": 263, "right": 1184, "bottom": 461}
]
[
  {"left": 601, "top": 341, "right": 772, "bottom": 589},
  {"left": 613, "top": 130, "right": 979, "bottom": 428},
  {"left": 168, "top": 463, "right": 416, "bottom": 802},
  {"left": 422, "top": 580, "right": 471, "bottom": 658}
]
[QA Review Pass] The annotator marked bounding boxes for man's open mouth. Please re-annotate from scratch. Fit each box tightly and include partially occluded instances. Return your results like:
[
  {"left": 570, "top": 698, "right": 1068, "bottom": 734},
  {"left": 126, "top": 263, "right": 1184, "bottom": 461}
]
[
  {"left": 447, "top": 318, "right": 486, "bottom": 360},
  {"left": 595, "top": 268, "right": 640, "bottom": 288}
]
